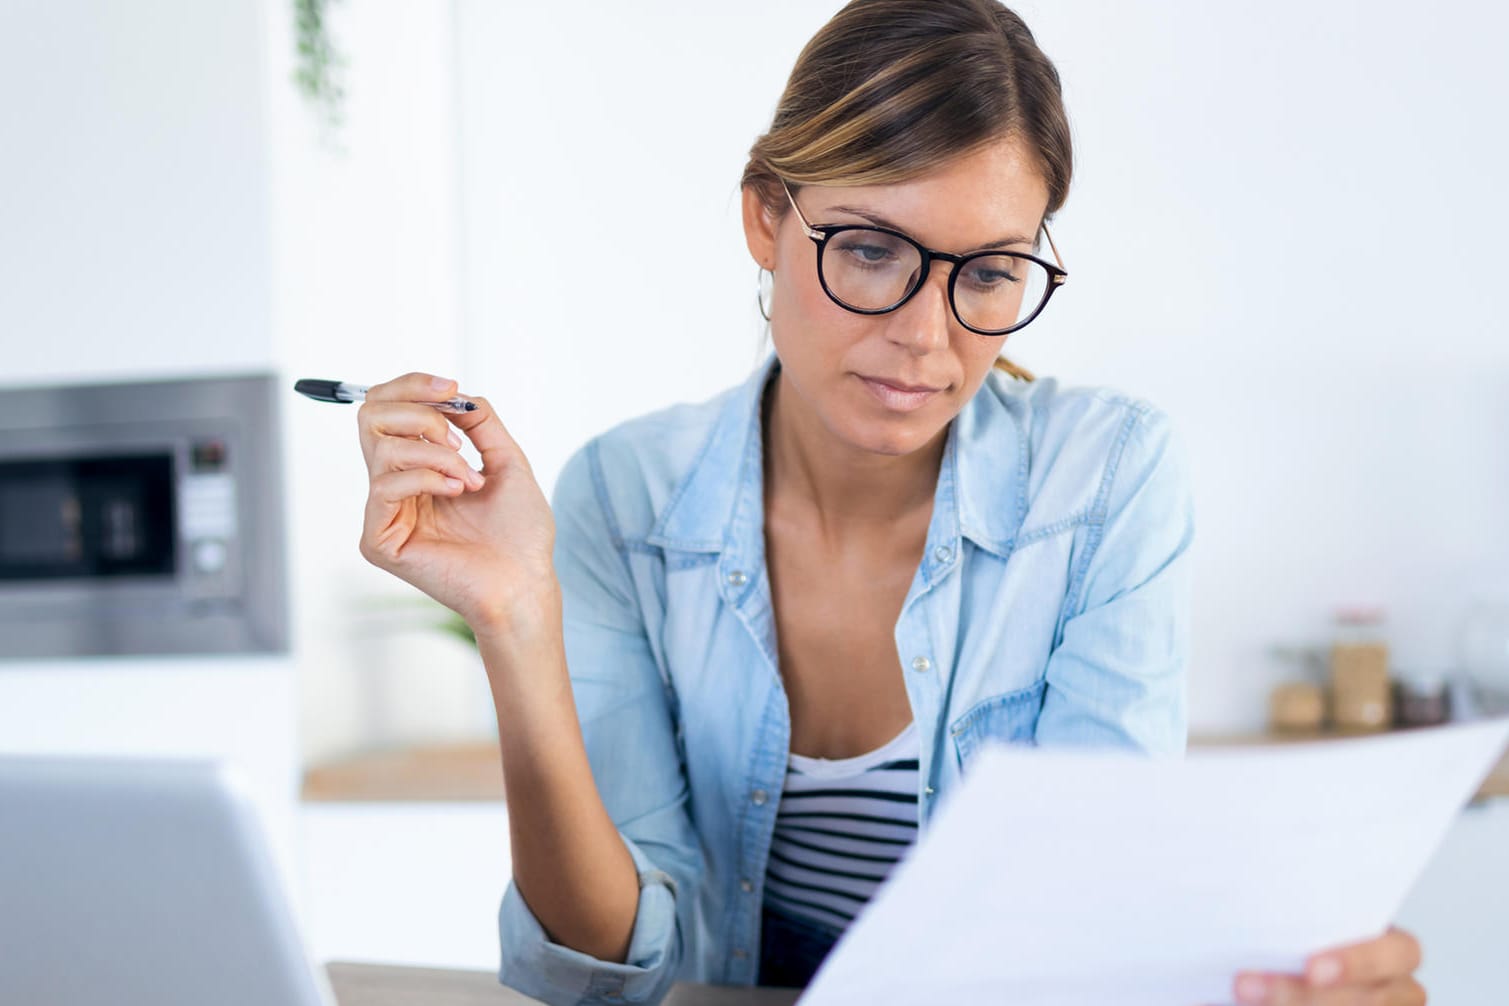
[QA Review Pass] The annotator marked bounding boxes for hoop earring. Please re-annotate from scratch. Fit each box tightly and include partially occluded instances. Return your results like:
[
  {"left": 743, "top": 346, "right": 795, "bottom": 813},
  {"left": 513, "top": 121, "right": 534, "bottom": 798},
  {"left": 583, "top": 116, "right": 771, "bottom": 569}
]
[{"left": 756, "top": 266, "right": 774, "bottom": 322}]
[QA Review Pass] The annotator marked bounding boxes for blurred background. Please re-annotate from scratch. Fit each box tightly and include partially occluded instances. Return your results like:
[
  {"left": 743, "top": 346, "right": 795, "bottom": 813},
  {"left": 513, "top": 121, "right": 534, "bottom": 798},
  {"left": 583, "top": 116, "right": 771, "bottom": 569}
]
[{"left": 2, "top": 0, "right": 1507, "bottom": 1000}]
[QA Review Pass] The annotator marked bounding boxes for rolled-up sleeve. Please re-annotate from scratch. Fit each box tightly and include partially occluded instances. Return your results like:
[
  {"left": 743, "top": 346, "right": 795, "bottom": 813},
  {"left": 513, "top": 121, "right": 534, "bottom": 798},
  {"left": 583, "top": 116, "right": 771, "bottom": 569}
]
[
  {"left": 1035, "top": 406, "right": 1196, "bottom": 755},
  {"left": 497, "top": 439, "right": 702, "bottom": 1005}
]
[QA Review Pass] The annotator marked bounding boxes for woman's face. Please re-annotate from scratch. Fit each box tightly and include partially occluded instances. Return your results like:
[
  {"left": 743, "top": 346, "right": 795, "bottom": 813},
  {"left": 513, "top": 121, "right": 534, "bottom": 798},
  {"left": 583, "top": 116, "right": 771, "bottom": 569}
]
[{"left": 743, "top": 136, "right": 1051, "bottom": 458}]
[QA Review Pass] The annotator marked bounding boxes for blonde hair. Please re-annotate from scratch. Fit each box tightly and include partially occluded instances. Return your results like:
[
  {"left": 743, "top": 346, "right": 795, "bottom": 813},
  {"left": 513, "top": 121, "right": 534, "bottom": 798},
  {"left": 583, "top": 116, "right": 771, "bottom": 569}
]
[{"left": 742, "top": 0, "right": 1072, "bottom": 383}]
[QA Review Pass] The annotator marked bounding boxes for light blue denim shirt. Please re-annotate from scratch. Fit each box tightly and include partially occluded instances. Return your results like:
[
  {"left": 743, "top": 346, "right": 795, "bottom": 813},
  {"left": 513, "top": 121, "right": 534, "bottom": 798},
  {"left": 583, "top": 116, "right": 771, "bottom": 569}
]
[{"left": 497, "top": 349, "right": 1195, "bottom": 1005}]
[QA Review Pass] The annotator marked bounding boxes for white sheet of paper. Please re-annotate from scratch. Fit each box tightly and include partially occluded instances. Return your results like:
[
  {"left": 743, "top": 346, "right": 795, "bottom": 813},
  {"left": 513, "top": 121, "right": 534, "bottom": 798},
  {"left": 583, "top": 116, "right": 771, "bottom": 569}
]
[{"left": 798, "top": 717, "right": 1509, "bottom": 1006}]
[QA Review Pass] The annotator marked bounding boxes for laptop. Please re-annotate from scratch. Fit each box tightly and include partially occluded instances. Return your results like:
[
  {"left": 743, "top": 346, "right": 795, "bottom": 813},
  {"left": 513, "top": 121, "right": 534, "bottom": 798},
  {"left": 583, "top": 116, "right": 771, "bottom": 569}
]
[{"left": 0, "top": 756, "right": 335, "bottom": 1006}]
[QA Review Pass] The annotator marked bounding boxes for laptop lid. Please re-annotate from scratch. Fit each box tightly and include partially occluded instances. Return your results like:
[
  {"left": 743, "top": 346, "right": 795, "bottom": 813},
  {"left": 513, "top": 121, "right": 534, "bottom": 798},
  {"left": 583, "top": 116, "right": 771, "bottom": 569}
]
[{"left": 0, "top": 756, "right": 334, "bottom": 1006}]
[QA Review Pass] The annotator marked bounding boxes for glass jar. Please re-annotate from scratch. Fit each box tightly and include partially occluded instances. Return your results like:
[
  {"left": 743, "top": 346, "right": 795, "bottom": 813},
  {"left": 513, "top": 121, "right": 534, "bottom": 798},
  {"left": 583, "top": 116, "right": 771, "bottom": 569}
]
[
  {"left": 1329, "top": 606, "right": 1391, "bottom": 733},
  {"left": 1393, "top": 671, "right": 1451, "bottom": 728},
  {"left": 1458, "top": 601, "right": 1509, "bottom": 716}
]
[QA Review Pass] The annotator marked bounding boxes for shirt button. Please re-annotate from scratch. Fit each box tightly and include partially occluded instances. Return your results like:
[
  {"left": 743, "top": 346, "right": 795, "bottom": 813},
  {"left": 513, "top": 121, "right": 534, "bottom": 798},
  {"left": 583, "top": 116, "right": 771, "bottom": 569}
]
[
  {"left": 751, "top": 789, "right": 768, "bottom": 806},
  {"left": 933, "top": 544, "right": 953, "bottom": 564},
  {"left": 925, "top": 785, "right": 936, "bottom": 797},
  {"left": 727, "top": 570, "right": 748, "bottom": 587},
  {"left": 911, "top": 655, "right": 932, "bottom": 673},
  {"left": 732, "top": 948, "right": 748, "bottom": 960},
  {"left": 740, "top": 879, "right": 754, "bottom": 893}
]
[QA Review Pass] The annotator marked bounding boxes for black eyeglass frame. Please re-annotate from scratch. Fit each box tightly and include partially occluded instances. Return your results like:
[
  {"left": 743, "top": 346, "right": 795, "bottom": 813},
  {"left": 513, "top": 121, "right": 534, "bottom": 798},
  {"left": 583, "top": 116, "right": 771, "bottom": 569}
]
[{"left": 780, "top": 178, "right": 1068, "bottom": 336}]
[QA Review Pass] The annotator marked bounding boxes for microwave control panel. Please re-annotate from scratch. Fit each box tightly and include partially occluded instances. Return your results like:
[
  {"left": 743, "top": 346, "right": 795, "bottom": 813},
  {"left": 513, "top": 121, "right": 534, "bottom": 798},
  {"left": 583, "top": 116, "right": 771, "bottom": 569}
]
[{"left": 179, "top": 437, "right": 239, "bottom": 589}]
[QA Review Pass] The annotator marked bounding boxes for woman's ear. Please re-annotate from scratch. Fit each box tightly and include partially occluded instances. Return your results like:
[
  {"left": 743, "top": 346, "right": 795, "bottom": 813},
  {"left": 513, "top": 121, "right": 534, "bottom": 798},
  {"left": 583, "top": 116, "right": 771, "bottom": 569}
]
[{"left": 741, "top": 184, "right": 779, "bottom": 271}]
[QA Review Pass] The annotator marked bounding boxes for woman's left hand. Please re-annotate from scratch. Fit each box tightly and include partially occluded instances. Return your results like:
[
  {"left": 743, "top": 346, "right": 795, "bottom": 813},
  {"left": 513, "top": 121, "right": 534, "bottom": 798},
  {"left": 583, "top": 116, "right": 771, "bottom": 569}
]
[{"left": 1229, "top": 926, "right": 1424, "bottom": 1005}]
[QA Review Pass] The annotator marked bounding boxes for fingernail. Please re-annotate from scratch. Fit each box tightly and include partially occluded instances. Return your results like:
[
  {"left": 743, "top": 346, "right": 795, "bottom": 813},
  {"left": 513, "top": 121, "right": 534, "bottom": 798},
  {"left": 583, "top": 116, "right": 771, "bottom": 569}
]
[
  {"left": 1308, "top": 956, "right": 1342, "bottom": 986},
  {"left": 444, "top": 477, "right": 463, "bottom": 491},
  {"left": 1235, "top": 974, "right": 1269, "bottom": 1005},
  {"left": 447, "top": 430, "right": 463, "bottom": 449},
  {"left": 466, "top": 468, "right": 484, "bottom": 488},
  {"left": 430, "top": 375, "right": 454, "bottom": 391}
]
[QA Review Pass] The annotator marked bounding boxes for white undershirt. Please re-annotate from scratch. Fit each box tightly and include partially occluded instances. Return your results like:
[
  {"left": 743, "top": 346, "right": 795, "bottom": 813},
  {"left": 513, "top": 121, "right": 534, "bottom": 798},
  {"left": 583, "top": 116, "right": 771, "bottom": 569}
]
[{"left": 763, "top": 721, "right": 921, "bottom": 933}]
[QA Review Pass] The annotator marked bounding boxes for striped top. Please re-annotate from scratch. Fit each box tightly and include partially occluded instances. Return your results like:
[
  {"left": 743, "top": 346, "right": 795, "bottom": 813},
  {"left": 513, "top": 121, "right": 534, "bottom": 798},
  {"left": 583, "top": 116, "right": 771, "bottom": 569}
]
[{"left": 762, "top": 721, "right": 921, "bottom": 933}]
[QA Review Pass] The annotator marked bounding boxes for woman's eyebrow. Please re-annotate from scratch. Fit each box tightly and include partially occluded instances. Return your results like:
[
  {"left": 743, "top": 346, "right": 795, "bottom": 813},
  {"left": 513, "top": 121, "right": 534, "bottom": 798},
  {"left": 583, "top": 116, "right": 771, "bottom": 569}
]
[{"left": 825, "top": 204, "right": 1035, "bottom": 253}]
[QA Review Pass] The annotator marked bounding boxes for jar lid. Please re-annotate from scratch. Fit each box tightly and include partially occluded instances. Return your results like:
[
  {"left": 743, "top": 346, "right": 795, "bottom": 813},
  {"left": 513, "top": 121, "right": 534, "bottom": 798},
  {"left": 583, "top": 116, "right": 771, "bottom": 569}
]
[{"left": 1394, "top": 668, "right": 1447, "bottom": 690}]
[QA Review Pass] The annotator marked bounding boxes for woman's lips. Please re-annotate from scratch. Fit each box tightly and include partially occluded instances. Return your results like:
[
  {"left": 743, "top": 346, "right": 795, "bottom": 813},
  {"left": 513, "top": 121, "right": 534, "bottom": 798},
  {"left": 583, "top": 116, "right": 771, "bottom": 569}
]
[{"left": 858, "top": 375, "right": 941, "bottom": 412}]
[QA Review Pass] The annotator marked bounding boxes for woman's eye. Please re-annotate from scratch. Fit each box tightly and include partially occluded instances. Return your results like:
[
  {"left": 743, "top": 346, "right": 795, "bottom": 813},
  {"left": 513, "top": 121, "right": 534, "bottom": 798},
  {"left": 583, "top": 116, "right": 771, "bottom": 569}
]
[
  {"left": 964, "top": 263, "right": 1021, "bottom": 287},
  {"left": 840, "top": 241, "right": 894, "bottom": 264}
]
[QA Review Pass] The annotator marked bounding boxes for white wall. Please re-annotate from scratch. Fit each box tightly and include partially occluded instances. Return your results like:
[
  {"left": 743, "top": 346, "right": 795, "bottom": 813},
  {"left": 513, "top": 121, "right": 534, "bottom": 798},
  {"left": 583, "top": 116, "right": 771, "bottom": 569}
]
[
  {"left": 1014, "top": 0, "right": 1509, "bottom": 727},
  {"left": 5, "top": 0, "right": 1502, "bottom": 777},
  {"left": 453, "top": 0, "right": 832, "bottom": 498},
  {"left": 261, "top": 0, "right": 496, "bottom": 766},
  {"left": 0, "top": 0, "right": 300, "bottom": 875},
  {"left": 0, "top": 0, "right": 274, "bottom": 383},
  {"left": 453, "top": 0, "right": 1509, "bottom": 733}
]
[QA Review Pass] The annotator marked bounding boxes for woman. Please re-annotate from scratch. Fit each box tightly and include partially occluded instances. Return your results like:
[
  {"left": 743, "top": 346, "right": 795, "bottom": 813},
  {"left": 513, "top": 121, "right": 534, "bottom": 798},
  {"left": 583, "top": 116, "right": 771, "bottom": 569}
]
[{"left": 355, "top": 1, "right": 1425, "bottom": 1003}]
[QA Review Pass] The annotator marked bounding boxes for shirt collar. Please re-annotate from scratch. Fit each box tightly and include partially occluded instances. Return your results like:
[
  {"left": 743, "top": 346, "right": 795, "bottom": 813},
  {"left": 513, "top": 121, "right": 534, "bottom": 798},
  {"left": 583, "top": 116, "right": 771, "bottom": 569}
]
[{"left": 647, "top": 349, "right": 1026, "bottom": 562}]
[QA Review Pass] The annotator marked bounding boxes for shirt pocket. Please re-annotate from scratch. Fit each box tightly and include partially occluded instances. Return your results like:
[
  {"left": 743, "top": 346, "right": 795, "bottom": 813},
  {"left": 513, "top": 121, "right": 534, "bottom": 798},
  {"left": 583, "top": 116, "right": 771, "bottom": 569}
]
[{"left": 949, "top": 677, "right": 1048, "bottom": 766}]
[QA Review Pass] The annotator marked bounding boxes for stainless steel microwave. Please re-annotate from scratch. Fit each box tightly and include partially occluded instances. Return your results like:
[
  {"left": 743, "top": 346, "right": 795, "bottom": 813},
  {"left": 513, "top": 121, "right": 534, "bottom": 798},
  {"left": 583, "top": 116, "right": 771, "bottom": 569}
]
[{"left": 0, "top": 374, "right": 288, "bottom": 659}]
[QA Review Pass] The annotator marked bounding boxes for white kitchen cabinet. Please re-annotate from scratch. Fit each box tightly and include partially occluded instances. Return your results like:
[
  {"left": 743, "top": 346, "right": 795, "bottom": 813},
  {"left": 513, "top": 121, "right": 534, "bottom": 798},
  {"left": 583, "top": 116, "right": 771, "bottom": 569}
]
[
  {"left": 299, "top": 798, "right": 1509, "bottom": 1001},
  {"left": 299, "top": 803, "right": 512, "bottom": 971},
  {"left": 1395, "top": 800, "right": 1509, "bottom": 1005}
]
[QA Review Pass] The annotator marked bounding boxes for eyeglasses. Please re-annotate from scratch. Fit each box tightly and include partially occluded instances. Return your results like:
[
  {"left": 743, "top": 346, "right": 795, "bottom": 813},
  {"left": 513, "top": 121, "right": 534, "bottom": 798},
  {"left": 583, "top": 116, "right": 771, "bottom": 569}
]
[{"left": 780, "top": 178, "right": 1067, "bottom": 336}]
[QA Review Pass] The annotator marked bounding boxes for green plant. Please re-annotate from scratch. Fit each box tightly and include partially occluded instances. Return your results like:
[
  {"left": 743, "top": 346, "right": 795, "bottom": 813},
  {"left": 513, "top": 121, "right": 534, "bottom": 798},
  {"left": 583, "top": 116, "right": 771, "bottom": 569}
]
[
  {"left": 437, "top": 610, "right": 478, "bottom": 649},
  {"left": 292, "top": 0, "right": 346, "bottom": 135},
  {"left": 356, "top": 594, "right": 480, "bottom": 649}
]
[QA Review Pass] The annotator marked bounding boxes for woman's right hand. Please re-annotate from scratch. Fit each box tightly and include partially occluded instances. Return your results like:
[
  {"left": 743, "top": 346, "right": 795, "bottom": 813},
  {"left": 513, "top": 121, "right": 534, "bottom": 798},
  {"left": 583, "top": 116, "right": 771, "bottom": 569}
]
[{"left": 356, "top": 372, "right": 558, "bottom": 634}]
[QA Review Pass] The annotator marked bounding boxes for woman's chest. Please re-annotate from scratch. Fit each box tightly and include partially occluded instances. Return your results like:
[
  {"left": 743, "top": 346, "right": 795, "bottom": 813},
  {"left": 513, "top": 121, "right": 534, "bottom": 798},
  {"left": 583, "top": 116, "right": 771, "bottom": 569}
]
[
  {"left": 763, "top": 522, "right": 924, "bottom": 759},
  {"left": 646, "top": 519, "right": 1082, "bottom": 785}
]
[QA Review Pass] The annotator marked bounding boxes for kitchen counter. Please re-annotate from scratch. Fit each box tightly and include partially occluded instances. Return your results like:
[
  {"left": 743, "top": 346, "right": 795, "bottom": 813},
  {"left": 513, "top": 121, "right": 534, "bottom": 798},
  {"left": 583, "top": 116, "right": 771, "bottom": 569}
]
[
  {"left": 302, "top": 731, "right": 1509, "bottom": 804},
  {"left": 303, "top": 741, "right": 504, "bottom": 802}
]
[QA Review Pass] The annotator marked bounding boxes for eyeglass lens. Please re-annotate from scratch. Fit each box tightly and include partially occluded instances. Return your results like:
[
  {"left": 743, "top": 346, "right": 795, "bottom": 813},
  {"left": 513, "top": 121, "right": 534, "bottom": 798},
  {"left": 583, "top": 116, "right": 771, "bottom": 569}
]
[{"left": 821, "top": 228, "right": 1051, "bottom": 332}]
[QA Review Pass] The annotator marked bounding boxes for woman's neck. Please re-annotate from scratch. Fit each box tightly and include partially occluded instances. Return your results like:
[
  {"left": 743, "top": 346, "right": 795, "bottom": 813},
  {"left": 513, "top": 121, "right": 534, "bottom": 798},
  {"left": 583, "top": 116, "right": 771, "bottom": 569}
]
[{"left": 762, "top": 368, "right": 946, "bottom": 541}]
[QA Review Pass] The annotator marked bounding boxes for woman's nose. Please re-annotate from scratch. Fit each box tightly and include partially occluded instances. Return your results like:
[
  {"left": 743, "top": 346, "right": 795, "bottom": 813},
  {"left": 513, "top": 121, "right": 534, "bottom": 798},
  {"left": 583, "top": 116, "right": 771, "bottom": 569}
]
[{"left": 890, "top": 264, "right": 954, "bottom": 353}]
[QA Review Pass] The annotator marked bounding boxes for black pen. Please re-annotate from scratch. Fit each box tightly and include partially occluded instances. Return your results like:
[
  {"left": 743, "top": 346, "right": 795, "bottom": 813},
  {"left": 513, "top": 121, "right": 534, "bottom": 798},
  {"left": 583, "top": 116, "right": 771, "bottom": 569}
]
[{"left": 293, "top": 379, "right": 477, "bottom": 413}]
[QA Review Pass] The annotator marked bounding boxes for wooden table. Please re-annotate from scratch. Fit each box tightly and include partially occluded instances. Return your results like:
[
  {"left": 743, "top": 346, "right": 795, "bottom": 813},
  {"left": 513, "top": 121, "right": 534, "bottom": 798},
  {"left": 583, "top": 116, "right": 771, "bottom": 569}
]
[{"left": 326, "top": 962, "right": 801, "bottom": 1006}]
